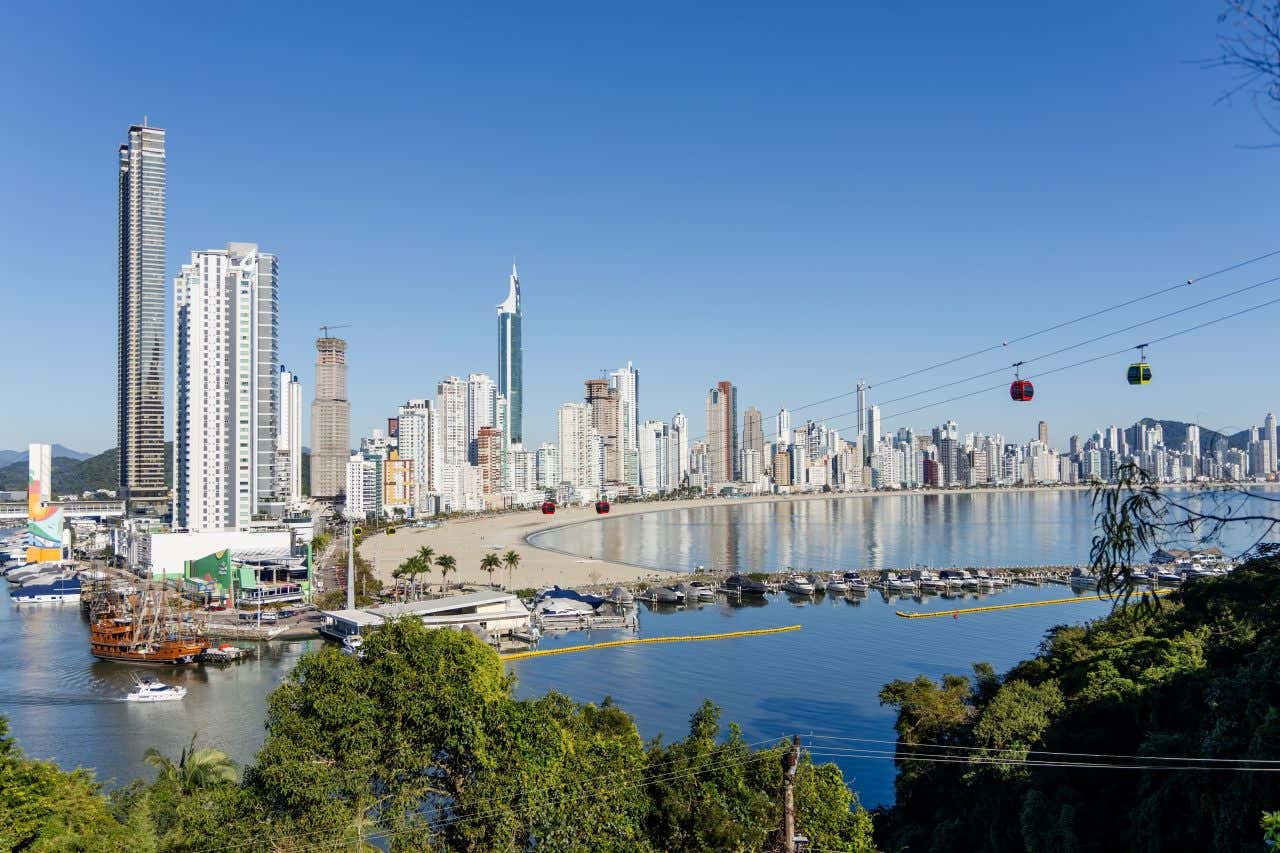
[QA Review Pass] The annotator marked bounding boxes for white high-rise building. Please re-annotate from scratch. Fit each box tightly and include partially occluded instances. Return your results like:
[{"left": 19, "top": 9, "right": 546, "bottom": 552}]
[
  {"left": 867, "top": 405, "right": 881, "bottom": 450},
  {"left": 1266, "top": 413, "right": 1278, "bottom": 473},
  {"left": 466, "top": 373, "right": 497, "bottom": 463},
  {"left": 276, "top": 367, "right": 302, "bottom": 506},
  {"left": 670, "top": 412, "right": 689, "bottom": 487},
  {"left": 610, "top": 362, "right": 640, "bottom": 486},
  {"left": 558, "top": 402, "right": 599, "bottom": 495},
  {"left": 639, "top": 419, "right": 670, "bottom": 495},
  {"left": 344, "top": 453, "right": 380, "bottom": 519},
  {"left": 776, "top": 408, "right": 792, "bottom": 447},
  {"left": 536, "top": 443, "right": 560, "bottom": 490},
  {"left": 436, "top": 376, "right": 469, "bottom": 510},
  {"left": 173, "top": 243, "right": 279, "bottom": 531},
  {"left": 398, "top": 399, "right": 439, "bottom": 515}
]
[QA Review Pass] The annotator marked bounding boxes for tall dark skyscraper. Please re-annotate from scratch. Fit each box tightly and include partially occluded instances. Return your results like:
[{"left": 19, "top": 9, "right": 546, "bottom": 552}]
[
  {"left": 117, "top": 122, "right": 168, "bottom": 515},
  {"left": 497, "top": 264, "right": 523, "bottom": 444}
]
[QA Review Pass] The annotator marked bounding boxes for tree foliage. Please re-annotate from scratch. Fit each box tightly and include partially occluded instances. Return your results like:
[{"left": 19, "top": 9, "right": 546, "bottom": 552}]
[{"left": 876, "top": 554, "right": 1280, "bottom": 852}]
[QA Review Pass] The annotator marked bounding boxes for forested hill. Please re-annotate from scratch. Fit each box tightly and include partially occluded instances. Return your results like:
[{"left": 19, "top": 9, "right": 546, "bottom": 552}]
[
  {"left": 1124, "top": 418, "right": 1251, "bottom": 452},
  {"left": 0, "top": 446, "right": 310, "bottom": 497}
]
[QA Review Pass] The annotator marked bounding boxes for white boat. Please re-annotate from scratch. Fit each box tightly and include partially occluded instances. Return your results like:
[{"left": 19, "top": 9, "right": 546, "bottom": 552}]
[
  {"left": 1155, "top": 568, "right": 1182, "bottom": 585},
  {"left": 124, "top": 676, "right": 187, "bottom": 703},
  {"left": 842, "top": 573, "right": 869, "bottom": 594},
  {"left": 911, "top": 570, "right": 947, "bottom": 591},
  {"left": 974, "top": 570, "right": 997, "bottom": 588},
  {"left": 536, "top": 598, "right": 596, "bottom": 619},
  {"left": 825, "top": 575, "right": 850, "bottom": 594},
  {"left": 782, "top": 573, "right": 815, "bottom": 595},
  {"left": 605, "top": 586, "right": 635, "bottom": 606},
  {"left": 1069, "top": 568, "right": 1099, "bottom": 588},
  {"left": 689, "top": 581, "right": 717, "bottom": 601},
  {"left": 340, "top": 634, "right": 365, "bottom": 656}
]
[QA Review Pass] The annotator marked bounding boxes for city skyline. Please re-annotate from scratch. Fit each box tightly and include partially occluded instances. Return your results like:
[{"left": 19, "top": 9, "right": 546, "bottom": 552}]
[{"left": 9, "top": 4, "right": 1280, "bottom": 454}]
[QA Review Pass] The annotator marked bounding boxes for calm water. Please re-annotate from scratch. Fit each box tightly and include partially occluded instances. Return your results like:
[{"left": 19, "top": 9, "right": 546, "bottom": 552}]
[{"left": 0, "top": 490, "right": 1269, "bottom": 807}]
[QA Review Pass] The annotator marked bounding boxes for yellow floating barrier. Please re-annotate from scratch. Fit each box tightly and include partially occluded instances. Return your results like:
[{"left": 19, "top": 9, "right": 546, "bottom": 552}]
[
  {"left": 501, "top": 624, "right": 802, "bottom": 661},
  {"left": 895, "top": 588, "right": 1173, "bottom": 619}
]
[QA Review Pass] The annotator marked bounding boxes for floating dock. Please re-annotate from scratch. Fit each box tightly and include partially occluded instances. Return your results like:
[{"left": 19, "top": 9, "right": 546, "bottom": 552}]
[
  {"left": 501, "top": 624, "right": 802, "bottom": 661},
  {"left": 894, "top": 588, "right": 1174, "bottom": 619}
]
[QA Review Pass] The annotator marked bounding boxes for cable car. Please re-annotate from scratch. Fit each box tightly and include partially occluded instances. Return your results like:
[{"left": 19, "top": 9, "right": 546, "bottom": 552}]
[
  {"left": 352, "top": 526, "right": 363, "bottom": 539},
  {"left": 595, "top": 500, "right": 611, "bottom": 514},
  {"left": 386, "top": 526, "right": 396, "bottom": 535},
  {"left": 1009, "top": 362, "right": 1034, "bottom": 402},
  {"left": 1127, "top": 344, "right": 1152, "bottom": 386},
  {"left": 541, "top": 500, "right": 557, "bottom": 515}
]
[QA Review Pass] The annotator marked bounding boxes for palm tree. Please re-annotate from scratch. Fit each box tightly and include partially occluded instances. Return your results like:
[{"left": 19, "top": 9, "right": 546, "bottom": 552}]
[
  {"left": 143, "top": 733, "right": 237, "bottom": 793},
  {"left": 391, "top": 564, "right": 408, "bottom": 602},
  {"left": 415, "top": 546, "right": 435, "bottom": 599},
  {"left": 480, "top": 553, "right": 502, "bottom": 588},
  {"left": 435, "top": 554, "right": 456, "bottom": 591},
  {"left": 502, "top": 550, "right": 521, "bottom": 590}
]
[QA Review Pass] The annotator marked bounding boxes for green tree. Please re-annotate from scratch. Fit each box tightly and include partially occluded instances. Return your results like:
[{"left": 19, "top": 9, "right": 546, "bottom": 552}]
[
  {"left": 436, "top": 554, "right": 456, "bottom": 591},
  {"left": 143, "top": 733, "right": 238, "bottom": 793},
  {"left": 415, "top": 546, "right": 435, "bottom": 598},
  {"left": 0, "top": 717, "right": 134, "bottom": 851},
  {"left": 502, "top": 549, "right": 521, "bottom": 590},
  {"left": 481, "top": 552, "right": 502, "bottom": 588}
]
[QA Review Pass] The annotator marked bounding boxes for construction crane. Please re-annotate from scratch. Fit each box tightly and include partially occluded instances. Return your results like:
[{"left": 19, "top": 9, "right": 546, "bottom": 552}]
[{"left": 319, "top": 323, "right": 352, "bottom": 338}]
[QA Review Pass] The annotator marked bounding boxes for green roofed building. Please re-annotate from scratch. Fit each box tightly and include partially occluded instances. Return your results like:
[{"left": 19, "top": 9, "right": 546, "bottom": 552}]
[{"left": 183, "top": 542, "right": 312, "bottom": 607}]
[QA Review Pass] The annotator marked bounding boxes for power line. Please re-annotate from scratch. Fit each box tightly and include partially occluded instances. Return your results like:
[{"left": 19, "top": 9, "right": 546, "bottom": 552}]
[
  {"left": 802, "top": 733, "right": 1280, "bottom": 764},
  {"left": 683, "top": 247, "right": 1280, "bottom": 449},
  {"left": 802, "top": 745, "right": 1280, "bottom": 773}
]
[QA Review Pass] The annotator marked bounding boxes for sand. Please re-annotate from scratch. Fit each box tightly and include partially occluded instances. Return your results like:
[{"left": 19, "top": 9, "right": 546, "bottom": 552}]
[{"left": 361, "top": 485, "right": 1103, "bottom": 591}]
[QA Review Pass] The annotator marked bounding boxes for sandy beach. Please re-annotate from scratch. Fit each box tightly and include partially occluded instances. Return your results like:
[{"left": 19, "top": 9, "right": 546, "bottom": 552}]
[{"left": 362, "top": 485, "right": 1104, "bottom": 590}]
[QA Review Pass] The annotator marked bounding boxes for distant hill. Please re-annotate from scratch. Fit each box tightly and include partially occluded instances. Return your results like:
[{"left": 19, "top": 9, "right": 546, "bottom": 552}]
[
  {"left": 1125, "top": 419, "right": 1250, "bottom": 453},
  {"left": 0, "top": 445, "right": 95, "bottom": 467},
  {"left": 0, "top": 446, "right": 311, "bottom": 498}
]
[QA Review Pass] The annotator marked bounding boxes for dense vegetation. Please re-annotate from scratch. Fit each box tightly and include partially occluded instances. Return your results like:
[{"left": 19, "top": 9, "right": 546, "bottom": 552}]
[
  {"left": 0, "top": 446, "right": 310, "bottom": 496},
  {"left": 875, "top": 553, "right": 1280, "bottom": 852},
  {"left": 1, "top": 621, "right": 874, "bottom": 851}
]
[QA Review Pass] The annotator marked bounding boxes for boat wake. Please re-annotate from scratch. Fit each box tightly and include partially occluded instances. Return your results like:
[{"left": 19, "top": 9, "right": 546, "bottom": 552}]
[{"left": 0, "top": 693, "right": 126, "bottom": 706}]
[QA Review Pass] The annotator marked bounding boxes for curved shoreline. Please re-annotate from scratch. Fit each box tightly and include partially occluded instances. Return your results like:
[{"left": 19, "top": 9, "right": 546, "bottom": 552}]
[{"left": 364, "top": 484, "right": 1104, "bottom": 589}]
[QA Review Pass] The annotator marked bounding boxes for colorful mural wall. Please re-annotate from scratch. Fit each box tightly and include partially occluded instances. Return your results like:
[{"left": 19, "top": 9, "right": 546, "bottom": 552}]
[{"left": 26, "top": 443, "right": 64, "bottom": 563}]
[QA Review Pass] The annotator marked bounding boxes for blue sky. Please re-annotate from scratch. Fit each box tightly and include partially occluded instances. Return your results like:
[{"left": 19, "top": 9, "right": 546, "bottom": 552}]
[{"left": 3, "top": 1, "right": 1278, "bottom": 453}]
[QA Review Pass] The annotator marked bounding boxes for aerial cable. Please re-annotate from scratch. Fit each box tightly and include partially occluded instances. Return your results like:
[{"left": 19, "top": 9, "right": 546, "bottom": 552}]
[
  {"left": 688, "top": 247, "right": 1280, "bottom": 447},
  {"left": 802, "top": 733, "right": 1280, "bottom": 764}
]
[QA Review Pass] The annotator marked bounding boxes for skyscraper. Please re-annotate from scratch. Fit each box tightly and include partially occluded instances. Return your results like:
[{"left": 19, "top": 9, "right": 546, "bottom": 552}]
[
  {"left": 497, "top": 264, "right": 523, "bottom": 444},
  {"left": 466, "top": 373, "right": 497, "bottom": 463},
  {"left": 558, "top": 402, "right": 599, "bottom": 494},
  {"left": 705, "top": 380, "right": 738, "bottom": 483},
  {"left": 856, "top": 380, "right": 868, "bottom": 462},
  {"left": 610, "top": 362, "right": 640, "bottom": 487},
  {"left": 398, "top": 399, "right": 438, "bottom": 514},
  {"left": 670, "top": 412, "right": 689, "bottom": 487},
  {"left": 776, "top": 408, "right": 792, "bottom": 447},
  {"left": 743, "top": 407, "right": 764, "bottom": 468},
  {"left": 118, "top": 122, "right": 168, "bottom": 515},
  {"left": 310, "top": 336, "right": 351, "bottom": 500},
  {"left": 173, "top": 243, "right": 280, "bottom": 530},
  {"left": 1038, "top": 420, "right": 1049, "bottom": 446},
  {"left": 436, "top": 376, "right": 469, "bottom": 510},
  {"left": 277, "top": 367, "right": 303, "bottom": 507},
  {"left": 1266, "top": 413, "right": 1278, "bottom": 473},
  {"left": 584, "top": 378, "right": 621, "bottom": 483}
]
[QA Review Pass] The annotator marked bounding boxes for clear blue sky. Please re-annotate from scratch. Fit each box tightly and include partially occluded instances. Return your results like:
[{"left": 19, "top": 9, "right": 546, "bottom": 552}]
[{"left": 3, "top": 1, "right": 1278, "bottom": 454}]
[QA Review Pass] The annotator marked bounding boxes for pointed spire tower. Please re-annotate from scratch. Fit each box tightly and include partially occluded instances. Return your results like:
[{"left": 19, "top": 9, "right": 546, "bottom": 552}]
[{"left": 497, "top": 262, "right": 523, "bottom": 444}]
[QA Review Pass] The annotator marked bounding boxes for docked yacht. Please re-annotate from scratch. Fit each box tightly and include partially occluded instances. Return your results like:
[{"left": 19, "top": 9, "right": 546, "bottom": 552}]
[
  {"left": 340, "top": 634, "right": 365, "bottom": 656},
  {"left": 824, "top": 575, "right": 850, "bottom": 594},
  {"left": 11, "top": 574, "right": 81, "bottom": 604},
  {"left": 124, "top": 676, "right": 187, "bottom": 703},
  {"left": 911, "top": 570, "right": 947, "bottom": 592},
  {"left": 842, "top": 572, "right": 869, "bottom": 594},
  {"left": 938, "top": 570, "right": 967, "bottom": 588},
  {"left": 722, "top": 574, "right": 768, "bottom": 597},
  {"left": 536, "top": 597, "right": 597, "bottom": 619},
  {"left": 974, "top": 570, "right": 997, "bottom": 588},
  {"left": 605, "top": 586, "right": 635, "bottom": 606},
  {"left": 1069, "top": 568, "right": 1100, "bottom": 588},
  {"left": 689, "top": 581, "right": 717, "bottom": 601},
  {"left": 1154, "top": 568, "right": 1182, "bottom": 585},
  {"left": 782, "top": 573, "right": 815, "bottom": 595}
]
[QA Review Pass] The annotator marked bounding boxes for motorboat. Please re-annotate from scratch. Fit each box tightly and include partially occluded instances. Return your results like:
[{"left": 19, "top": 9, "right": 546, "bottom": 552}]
[
  {"left": 887, "top": 575, "right": 917, "bottom": 593},
  {"left": 11, "top": 574, "right": 81, "bottom": 604},
  {"left": 1154, "top": 568, "right": 1182, "bottom": 585},
  {"left": 911, "top": 570, "right": 947, "bottom": 591},
  {"left": 842, "top": 572, "right": 869, "bottom": 595},
  {"left": 201, "top": 643, "right": 249, "bottom": 663},
  {"left": 938, "top": 570, "right": 967, "bottom": 588},
  {"left": 340, "top": 634, "right": 365, "bottom": 656},
  {"left": 534, "top": 586, "right": 607, "bottom": 608},
  {"left": 655, "top": 585, "right": 685, "bottom": 604},
  {"left": 825, "top": 575, "right": 850, "bottom": 594},
  {"left": 960, "top": 570, "right": 980, "bottom": 589},
  {"left": 689, "top": 581, "right": 717, "bottom": 601},
  {"left": 536, "top": 598, "right": 596, "bottom": 619},
  {"left": 783, "top": 573, "right": 815, "bottom": 595},
  {"left": 722, "top": 574, "right": 768, "bottom": 597},
  {"left": 674, "top": 582, "right": 699, "bottom": 603},
  {"left": 974, "top": 570, "right": 997, "bottom": 588},
  {"left": 605, "top": 586, "right": 635, "bottom": 606},
  {"left": 124, "top": 676, "right": 187, "bottom": 703},
  {"left": 1069, "top": 568, "right": 1100, "bottom": 588}
]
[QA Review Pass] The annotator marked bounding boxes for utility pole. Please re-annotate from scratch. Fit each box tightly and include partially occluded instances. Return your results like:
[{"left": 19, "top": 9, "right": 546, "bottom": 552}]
[
  {"left": 346, "top": 522, "right": 355, "bottom": 611},
  {"left": 781, "top": 733, "right": 799, "bottom": 852}
]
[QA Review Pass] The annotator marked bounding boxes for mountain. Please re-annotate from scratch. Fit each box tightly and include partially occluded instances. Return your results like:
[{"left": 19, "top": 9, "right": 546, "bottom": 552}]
[
  {"left": 0, "top": 446, "right": 310, "bottom": 498},
  {"left": 1125, "top": 419, "right": 1251, "bottom": 453},
  {"left": 0, "top": 444, "right": 94, "bottom": 467}
]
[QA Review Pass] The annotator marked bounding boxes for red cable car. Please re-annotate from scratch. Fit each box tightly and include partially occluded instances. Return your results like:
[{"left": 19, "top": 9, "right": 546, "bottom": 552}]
[
  {"left": 1009, "top": 362, "right": 1034, "bottom": 402},
  {"left": 540, "top": 500, "right": 556, "bottom": 515},
  {"left": 595, "top": 500, "right": 611, "bottom": 514}
]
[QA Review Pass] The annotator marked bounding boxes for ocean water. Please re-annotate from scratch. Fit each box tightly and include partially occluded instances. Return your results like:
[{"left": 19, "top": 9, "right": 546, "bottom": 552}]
[{"left": 1, "top": 489, "right": 1268, "bottom": 806}]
